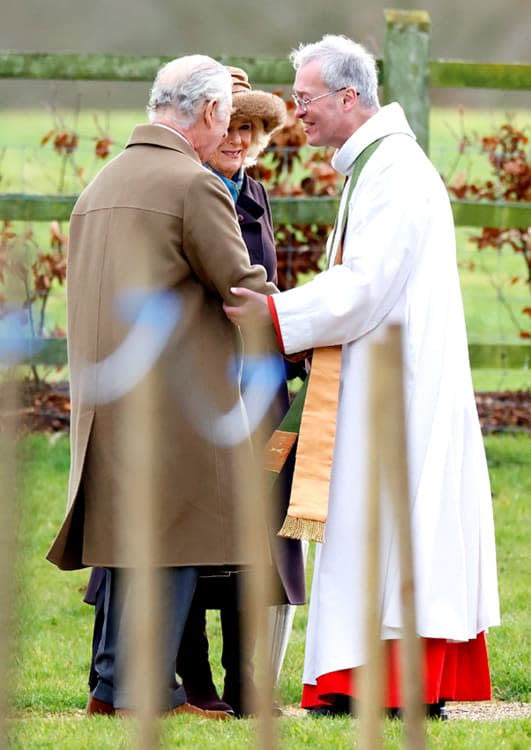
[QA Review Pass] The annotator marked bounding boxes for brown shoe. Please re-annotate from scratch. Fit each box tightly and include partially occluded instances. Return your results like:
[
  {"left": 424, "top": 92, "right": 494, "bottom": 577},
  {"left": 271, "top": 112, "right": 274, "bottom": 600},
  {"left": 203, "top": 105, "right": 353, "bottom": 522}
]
[
  {"left": 163, "top": 702, "right": 234, "bottom": 720},
  {"left": 182, "top": 685, "right": 234, "bottom": 714},
  {"left": 86, "top": 695, "right": 115, "bottom": 716}
]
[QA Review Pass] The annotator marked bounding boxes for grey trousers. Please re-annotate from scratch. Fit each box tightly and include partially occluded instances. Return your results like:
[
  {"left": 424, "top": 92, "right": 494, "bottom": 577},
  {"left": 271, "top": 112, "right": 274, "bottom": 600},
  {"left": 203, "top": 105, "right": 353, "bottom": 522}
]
[{"left": 91, "top": 566, "right": 198, "bottom": 710}]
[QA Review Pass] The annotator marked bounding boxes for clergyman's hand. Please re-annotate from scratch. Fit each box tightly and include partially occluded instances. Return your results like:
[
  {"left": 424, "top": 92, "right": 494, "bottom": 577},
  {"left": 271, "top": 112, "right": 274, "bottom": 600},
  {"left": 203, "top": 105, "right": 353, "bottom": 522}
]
[{"left": 223, "top": 287, "right": 271, "bottom": 327}]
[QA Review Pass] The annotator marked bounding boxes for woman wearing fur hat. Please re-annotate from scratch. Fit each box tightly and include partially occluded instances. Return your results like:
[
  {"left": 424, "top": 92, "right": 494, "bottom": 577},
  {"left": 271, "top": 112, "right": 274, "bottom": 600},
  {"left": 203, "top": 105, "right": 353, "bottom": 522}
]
[{"left": 174, "top": 67, "right": 306, "bottom": 718}]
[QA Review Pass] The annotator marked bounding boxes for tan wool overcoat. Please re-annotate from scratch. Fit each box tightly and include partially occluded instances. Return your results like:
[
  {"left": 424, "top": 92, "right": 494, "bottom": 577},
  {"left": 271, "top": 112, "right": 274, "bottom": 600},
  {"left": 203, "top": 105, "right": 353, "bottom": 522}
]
[{"left": 46, "top": 124, "right": 276, "bottom": 570}]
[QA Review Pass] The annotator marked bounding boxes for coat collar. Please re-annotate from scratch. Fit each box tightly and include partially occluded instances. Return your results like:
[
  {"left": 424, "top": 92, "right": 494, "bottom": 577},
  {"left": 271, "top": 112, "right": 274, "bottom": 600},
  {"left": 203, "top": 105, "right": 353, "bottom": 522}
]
[
  {"left": 125, "top": 124, "right": 201, "bottom": 164},
  {"left": 332, "top": 103, "right": 416, "bottom": 176},
  {"left": 237, "top": 174, "right": 265, "bottom": 222}
]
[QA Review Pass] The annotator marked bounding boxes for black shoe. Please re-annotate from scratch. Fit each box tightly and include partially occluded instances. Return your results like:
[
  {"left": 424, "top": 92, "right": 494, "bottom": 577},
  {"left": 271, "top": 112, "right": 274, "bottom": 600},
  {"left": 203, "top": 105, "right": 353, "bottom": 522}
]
[
  {"left": 223, "top": 694, "right": 283, "bottom": 719},
  {"left": 386, "top": 707, "right": 402, "bottom": 719},
  {"left": 307, "top": 705, "right": 335, "bottom": 717},
  {"left": 427, "top": 701, "right": 448, "bottom": 720},
  {"left": 307, "top": 694, "right": 354, "bottom": 717},
  {"left": 223, "top": 675, "right": 284, "bottom": 718},
  {"left": 384, "top": 702, "right": 449, "bottom": 721}
]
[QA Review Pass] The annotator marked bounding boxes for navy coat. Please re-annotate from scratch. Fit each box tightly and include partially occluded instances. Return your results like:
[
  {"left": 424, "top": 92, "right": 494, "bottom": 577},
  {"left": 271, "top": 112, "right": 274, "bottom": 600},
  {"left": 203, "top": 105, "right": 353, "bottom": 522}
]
[{"left": 235, "top": 173, "right": 306, "bottom": 605}]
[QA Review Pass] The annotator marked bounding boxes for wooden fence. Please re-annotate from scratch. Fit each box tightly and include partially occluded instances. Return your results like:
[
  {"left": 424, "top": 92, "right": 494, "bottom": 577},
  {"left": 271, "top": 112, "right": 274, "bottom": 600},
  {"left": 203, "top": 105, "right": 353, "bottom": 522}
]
[{"left": 0, "top": 8, "right": 530, "bottom": 368}]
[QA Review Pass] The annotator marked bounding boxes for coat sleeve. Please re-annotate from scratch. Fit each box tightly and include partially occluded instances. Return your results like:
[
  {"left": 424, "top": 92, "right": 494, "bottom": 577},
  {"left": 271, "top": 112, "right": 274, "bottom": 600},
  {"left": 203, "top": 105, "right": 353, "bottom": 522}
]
[
  {"left": 273, "top": 146, "right": 440, "bottom": 355},
  {"left": 182, "top": 169, "right": 277, "bottom": 304}
]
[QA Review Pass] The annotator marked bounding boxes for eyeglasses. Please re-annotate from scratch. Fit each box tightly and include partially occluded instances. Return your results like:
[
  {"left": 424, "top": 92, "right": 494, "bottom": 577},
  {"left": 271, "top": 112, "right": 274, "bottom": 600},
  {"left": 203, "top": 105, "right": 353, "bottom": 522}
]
[{"left": 291, "top": 88, "right": 347, "bottom": 113}]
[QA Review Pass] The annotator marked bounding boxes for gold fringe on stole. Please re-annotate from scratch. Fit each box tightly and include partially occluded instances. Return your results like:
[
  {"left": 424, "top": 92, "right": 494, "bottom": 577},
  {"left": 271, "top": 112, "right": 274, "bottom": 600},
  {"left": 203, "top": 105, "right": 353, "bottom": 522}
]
[
  {"left": 278, "top": 344, "right": 342, "bottom": 543},
  {"left": 277, "top": 515, "right": 326, "bottom": 543}
]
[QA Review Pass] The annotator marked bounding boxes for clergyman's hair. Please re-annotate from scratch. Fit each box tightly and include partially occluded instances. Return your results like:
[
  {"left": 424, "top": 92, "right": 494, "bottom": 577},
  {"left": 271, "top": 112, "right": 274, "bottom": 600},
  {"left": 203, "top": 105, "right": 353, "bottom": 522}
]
[
  {"left": 289, "top": 35, "right": 379, "bottom": 108},
  {"left": 147, "top": 55, "right": 232, "bottom": 129}
]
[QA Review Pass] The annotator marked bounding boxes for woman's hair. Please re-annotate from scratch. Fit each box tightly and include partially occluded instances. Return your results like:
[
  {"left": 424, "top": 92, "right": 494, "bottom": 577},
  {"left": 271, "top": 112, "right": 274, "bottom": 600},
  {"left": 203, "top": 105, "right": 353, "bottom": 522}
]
[
  {"left": 245, "top": 117, "right": 269, "bottom": 166},
  {"left": 289, "top": 34, "right": 379, "bottom": 109},
  {"left": 147, "top": 55, "right": 232, "bottom": 129}
]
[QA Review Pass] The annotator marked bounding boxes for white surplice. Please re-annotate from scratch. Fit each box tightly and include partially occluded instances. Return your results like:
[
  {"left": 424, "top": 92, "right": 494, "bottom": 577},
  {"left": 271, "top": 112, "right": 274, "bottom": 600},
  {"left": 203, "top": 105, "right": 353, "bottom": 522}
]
[{"left": 272, "top": 103, "right": 500, "bottom": 686}]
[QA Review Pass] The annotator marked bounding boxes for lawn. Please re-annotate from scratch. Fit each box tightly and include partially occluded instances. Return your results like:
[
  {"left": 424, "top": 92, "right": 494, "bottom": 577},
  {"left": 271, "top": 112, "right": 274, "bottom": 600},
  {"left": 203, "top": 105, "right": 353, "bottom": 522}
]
[{"left": 3, "top": 430, "right": 530, "bottom": 749}]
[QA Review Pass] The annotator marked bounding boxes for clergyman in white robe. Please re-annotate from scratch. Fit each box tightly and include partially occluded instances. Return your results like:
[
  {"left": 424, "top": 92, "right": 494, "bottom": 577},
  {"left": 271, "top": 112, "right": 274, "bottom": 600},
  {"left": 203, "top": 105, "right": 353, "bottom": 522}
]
[{"left": 269, "top": 101, "right": 500, "bottom": 707}]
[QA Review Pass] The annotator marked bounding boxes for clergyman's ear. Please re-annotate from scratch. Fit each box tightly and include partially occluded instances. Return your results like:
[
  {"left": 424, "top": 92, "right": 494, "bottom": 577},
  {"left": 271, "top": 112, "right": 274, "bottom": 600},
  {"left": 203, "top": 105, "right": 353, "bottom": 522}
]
[{"left": 342, "top": 87, "right": 358, "bottom": 111}]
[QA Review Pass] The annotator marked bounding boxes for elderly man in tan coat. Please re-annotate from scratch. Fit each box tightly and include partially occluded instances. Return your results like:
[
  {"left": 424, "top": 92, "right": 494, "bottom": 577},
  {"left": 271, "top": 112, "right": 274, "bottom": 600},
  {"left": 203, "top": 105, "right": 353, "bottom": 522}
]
[{"left": 46, "top": 55, "right": 276, "bottom": 717}]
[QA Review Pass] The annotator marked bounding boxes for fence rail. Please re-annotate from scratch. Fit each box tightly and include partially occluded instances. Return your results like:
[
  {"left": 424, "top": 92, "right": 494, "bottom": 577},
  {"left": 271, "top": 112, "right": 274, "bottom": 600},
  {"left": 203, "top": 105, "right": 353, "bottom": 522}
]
[
  {"left": 1, "top": 53, "right": 530, "bottom": 90},
  {"left": 1, "top": 194, "right": 531, "bottom": 229},
  {"left": 429, "top": 60, "right": 531, "bottom": 90},
  {"left": 0, "top": 52, "right": 298, "bottom": 84}
]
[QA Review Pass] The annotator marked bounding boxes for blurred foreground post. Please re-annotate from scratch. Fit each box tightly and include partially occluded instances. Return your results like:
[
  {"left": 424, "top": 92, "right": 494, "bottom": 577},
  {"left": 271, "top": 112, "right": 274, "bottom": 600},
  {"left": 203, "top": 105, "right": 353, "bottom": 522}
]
[
  {"left": 382, "top": 325, "right": 425, "bottom": 750},
  {"left": 0, "top": 376, "right": 19, "bottom": 750},
  {"left": 358, "top": 339, "right": 386, "bottom": 750},
  {"left": 116, "top": 289, "right": 161, "bottom": 748},
  {"left": 359, "top": 325, "right": 425, "bottom": 750},
  {"left": 237, "top": 323, "right": 277, "bottom": 750},
  {"left": 118, "top": 381, "right": 161, "bottom": 750}
]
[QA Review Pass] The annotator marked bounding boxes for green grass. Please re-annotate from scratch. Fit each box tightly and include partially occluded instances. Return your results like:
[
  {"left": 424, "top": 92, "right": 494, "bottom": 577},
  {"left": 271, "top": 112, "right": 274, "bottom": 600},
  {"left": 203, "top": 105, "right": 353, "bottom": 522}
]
[
  {"left": 471, "top": 369, "right": 530, "bottom": 393},
  {"left": 485, "top": 434, "right": 531, "bottom": 703},
  {"left": 7, "top": 715, "right": 531, "bottom": 750},
  {"left": 430, "top": 107, "right": 530, "bottom": 347},
  {"left": 429, "top": 106, "right": 530, "bottom": 182},
  {"left": 0, "top": 109, "right": 144, "bottom": 194},
  {"left": 456, "top": 229, "right": 528, "bottom": 347},
  {"left": 4, "top": 431, "right": 530, "bottom": 747}
]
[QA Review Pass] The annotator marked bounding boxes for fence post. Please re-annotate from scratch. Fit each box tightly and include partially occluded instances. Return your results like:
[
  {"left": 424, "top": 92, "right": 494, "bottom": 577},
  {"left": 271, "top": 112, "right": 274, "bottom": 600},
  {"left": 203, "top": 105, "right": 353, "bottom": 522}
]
[
  {"left": 383, "top": 9, "right": 431, "bottom": 154},
  {"left": 0, "top": 379, "right": 19, "bottom": 750}
]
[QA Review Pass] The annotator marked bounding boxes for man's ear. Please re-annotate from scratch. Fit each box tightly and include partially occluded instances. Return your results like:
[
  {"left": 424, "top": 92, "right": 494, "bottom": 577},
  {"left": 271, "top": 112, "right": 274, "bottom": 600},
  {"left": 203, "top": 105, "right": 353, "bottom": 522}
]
[
  {"left": 203, "top": 99, "right": 217, "bottom": 128},
  {"left": 342, "top": 88, "right": 358, "bottom": 111}
]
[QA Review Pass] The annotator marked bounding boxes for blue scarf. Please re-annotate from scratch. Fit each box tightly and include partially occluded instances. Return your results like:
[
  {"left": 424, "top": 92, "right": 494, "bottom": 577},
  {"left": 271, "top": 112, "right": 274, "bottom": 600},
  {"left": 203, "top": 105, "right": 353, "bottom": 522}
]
[{"left": 205, "top": 164, "right": 244, "bottom": 203}]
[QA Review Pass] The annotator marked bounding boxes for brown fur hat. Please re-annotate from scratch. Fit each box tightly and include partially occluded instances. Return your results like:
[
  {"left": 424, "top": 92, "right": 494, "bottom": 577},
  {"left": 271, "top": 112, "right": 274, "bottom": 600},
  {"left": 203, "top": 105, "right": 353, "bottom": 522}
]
[
  {"left": 227, "top": 66, "right": 287, "bottom": 134},
  {"left": 226, "top": 66, "right": 286, "bottom": 163}
]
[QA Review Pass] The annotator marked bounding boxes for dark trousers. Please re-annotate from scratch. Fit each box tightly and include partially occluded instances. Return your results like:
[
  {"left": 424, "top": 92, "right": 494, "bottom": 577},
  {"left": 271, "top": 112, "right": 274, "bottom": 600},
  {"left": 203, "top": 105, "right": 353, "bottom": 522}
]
[
  {"left": 176, "top": 570, "right": 256, "bottom": 717},
  {"left": 91, "top": 566, "right": 198, "bottom": 710}
]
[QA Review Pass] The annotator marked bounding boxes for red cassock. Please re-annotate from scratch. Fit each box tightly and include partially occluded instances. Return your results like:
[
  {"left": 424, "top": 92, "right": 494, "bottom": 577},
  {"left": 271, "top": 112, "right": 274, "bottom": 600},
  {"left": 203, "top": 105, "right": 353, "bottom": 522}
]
[{"left": 302, "top": 632, "right": 491, "bottom": 708}]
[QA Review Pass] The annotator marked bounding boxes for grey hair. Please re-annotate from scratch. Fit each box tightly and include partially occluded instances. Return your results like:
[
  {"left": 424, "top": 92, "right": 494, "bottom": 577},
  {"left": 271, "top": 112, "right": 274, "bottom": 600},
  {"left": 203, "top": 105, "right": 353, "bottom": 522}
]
[
  {"left": 289, "top": 34, "right": 379, "bottom": 109},
  {"left": 147, "top": 55, "right": 232, "bottom": 129}
]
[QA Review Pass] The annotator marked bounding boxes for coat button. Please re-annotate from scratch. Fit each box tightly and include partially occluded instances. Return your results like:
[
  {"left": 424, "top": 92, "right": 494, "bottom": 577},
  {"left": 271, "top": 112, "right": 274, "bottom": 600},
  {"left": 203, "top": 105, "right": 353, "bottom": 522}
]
[{"left": 237, "top": 214, "right": 244, "bottom": 222}]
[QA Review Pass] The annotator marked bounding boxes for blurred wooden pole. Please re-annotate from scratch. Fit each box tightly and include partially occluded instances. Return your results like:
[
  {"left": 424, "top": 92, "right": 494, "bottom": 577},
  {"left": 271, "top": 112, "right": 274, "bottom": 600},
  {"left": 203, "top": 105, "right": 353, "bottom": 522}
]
[
  {"left": 381, "top": 325, "right": 425, "bottom": 750},
  {"left": 238, "top": 323, "right": 277, "bottom": 750},
  {"left": 117, "top": 300, "right": 161, "bottom": 747},
  {"left": 0, "top": 376, "right": 19, "bottom": 750},
  {"left": 358, "top": 342, "right": 386, "bottom": 750},
  {"left": 359, "top": 325, "right": 426, "bottom": 750}
]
